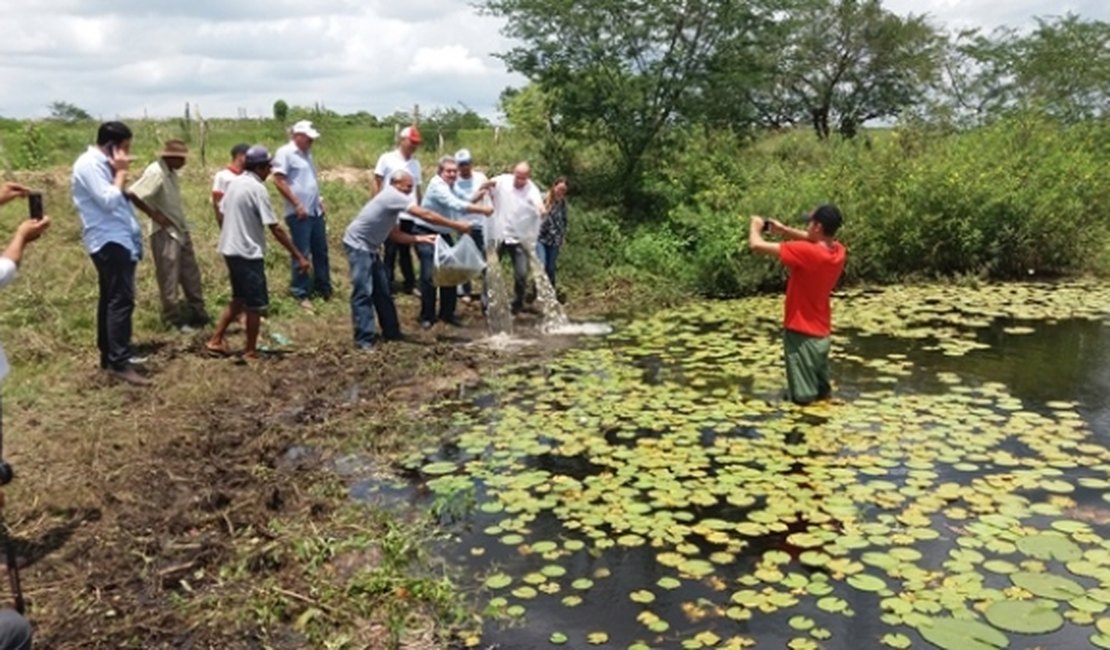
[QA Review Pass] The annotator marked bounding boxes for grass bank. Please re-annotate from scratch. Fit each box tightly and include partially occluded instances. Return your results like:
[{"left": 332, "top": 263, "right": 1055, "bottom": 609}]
[{"left": 0, "top": 154, "right": 627, "bottom": 647}]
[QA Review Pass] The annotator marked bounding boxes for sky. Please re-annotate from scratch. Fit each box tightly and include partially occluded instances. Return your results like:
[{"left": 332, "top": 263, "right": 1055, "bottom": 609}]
[{"left": 0, "top": 0, "right": 1106, "bottom": 121}]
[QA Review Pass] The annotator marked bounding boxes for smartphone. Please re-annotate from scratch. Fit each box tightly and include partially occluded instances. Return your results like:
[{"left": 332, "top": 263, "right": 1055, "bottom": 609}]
[{"left": 28, "top": 192, "right": 43, "bottom": 220}]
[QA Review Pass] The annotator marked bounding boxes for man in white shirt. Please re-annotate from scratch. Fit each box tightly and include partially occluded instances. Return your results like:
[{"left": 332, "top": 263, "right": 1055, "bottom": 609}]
[
  {"left": 485, "top": 161, "right": 544, "bottom": 314},
  {"left": 211, "top": 143, "right": 249, "bottom": 227},
  {"left": 373, "top": 126, "right": 423, "bottom": 295}
]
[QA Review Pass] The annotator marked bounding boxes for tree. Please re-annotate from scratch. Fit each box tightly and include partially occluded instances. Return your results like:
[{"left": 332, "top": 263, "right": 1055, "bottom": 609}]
[
  {"left": 47, "top": 101, "right": 91, "bottom": 123},
  {"left": 931, "top": 15, "right": 1109, "bottom": 127},
  {"left": 273, "top": 99, "right": 289, "bottom": 123},
  {"left": 423, "top": 105, "right": 491, "bottom": 133},
  {"left": 481, "top": 0, "right": 777, "bottom": 208},
  {"left": 754, "top": 0, "right": 942, "bottom": 139}
]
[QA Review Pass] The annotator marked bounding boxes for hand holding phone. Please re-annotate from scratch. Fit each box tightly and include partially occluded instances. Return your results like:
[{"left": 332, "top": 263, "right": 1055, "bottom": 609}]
[{"left": 28, "top": 192, "right": 43, "bottom": 221}]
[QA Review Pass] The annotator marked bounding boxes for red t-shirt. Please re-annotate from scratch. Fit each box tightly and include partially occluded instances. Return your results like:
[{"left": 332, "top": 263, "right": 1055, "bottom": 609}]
[{"left": 778, "top": 240, "right": 846, "bottom": 337}]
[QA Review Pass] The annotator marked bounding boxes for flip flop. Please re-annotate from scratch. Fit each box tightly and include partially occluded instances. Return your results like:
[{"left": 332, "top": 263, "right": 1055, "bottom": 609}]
[{"left": 204, "top": 343, "right": 230, "bottom": 357}]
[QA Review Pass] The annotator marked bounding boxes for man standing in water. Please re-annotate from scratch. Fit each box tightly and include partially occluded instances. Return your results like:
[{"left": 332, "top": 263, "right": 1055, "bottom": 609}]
[{"left": 748, "top": 205, "right": 846, "bottom": 404}]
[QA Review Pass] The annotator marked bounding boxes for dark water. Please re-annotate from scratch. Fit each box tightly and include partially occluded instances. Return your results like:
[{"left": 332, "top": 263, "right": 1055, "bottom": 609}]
[{"left": 358, "top": 316, "right": 1110, "bottom": 649}]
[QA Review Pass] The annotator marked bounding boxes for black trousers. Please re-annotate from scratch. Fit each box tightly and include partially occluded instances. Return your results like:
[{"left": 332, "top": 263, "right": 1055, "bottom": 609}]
[
  {"left": 384, "top": 219, "right": 416, "bottom": 292},
  {"left": 91, "top": 243, "right": 137, "bottom": 371}
]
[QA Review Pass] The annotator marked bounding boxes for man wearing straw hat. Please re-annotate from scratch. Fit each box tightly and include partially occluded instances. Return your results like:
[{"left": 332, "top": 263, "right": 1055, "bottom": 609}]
[{"left": 129, "top": 139, "right": 209, "bottom": 332}]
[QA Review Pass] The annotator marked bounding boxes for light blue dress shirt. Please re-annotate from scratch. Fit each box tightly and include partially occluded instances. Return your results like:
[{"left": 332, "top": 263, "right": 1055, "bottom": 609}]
[
  {"left": 71, "top": 146, "right": 143, "bottom": 261},
  {"left": 418, "top": 175, "right": 471, "bottom": 234},
  {"left": 272, "top": 141, "right": 322, "bottom": 217}
]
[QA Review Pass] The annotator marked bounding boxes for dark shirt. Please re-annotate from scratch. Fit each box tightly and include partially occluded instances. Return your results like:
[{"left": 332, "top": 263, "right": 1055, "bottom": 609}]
[{"left": 539, "top": 199, "right": 568, "bottom": 246}]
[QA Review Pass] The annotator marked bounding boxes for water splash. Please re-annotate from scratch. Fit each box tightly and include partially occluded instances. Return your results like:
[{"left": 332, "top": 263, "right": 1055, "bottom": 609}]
[{"left": 484, "top": 247, "right": 514, "bottom": 336}]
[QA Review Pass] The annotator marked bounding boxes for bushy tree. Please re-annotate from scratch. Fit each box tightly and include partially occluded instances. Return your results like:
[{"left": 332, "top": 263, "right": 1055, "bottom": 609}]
[
  {"left": 272, "top": 99, "right": 289, "bottom": 123},
  {"left": 482, "top": 0, "right": 776, "bottom": 207},
  {"left": 753, "top": 0, "right": 942, "bottom": 139},
  {"left": 47, "top": 101, "right": 91, "bottom": 123}
]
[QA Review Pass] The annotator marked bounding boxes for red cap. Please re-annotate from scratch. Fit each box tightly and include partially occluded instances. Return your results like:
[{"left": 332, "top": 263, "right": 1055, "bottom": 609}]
[{"left": 400, "top": 126, "right": 423, "bottom": 144}]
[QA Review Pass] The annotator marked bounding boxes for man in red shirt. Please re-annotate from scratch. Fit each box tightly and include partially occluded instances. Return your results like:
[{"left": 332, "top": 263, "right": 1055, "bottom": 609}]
[{"left": 749, "top": 205, "right": 846, "bottom": 404}]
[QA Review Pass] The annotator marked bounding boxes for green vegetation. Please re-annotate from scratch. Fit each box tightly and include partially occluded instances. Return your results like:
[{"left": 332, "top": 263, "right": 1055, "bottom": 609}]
[{"left": 428, "top": 282, "right": 1110, "bottom": 648}]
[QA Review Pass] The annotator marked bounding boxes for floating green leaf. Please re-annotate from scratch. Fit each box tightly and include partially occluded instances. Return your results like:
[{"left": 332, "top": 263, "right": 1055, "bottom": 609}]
[
  {"left": 984, "top": 600, "right": 1065, "bottom": 634},
  {"left": 1010, "top": 572, "right": 1085, "bottom": 600}
]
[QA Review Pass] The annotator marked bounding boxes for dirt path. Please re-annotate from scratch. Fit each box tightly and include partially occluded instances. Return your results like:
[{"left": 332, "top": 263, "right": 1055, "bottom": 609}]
[{"left": 3, "top": 300, "right": 576, "bottom": 648}]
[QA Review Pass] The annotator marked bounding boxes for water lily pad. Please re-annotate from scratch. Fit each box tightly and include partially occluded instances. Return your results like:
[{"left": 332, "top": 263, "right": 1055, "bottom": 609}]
[
  {"left": 630, "top": 589, "right": 655, "bottom": 604},
  {"left": 484, "top": 573, "right": 512, "bottom": 590},
  {"left": 421, "top": 461, "right": 458, "bottom": 475},
  {"left": 788, "top": 615, "right": 815, "bottom": 631},
  {"left": 1016, "top": 533, "right": 1082, "bottom": 561},
  {"left": 1010, "top": 572, "right": 1085, "bottom": 600},
  {"left": 917, "top": 617, "right": 1008, "bottom": 650},
  {"left": 657, "top": 576, "right": 682, "bottom": 590},
  {"left": 848, "top": 574, "right": 887, "bottom": 592},
  {"left": 549, "top": 632, "right": 568, "bottom": 645},
  {"left": 586, "top": 631, "right": 609, "bottom": 645},
  {"left": 984, "top": 600, "right": 1065, "bottom": 634},
  {"left": 881, "top": 633, "right": 912, "bottom": 649}
]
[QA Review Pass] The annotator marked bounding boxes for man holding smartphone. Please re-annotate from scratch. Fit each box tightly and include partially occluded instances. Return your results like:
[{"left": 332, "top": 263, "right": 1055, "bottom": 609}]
[
  {"left": 748, "top": 206, "right": 847, "bottom": 404},
  {"left": 71, "top": 121, "right": 150, "bottom": 386}
]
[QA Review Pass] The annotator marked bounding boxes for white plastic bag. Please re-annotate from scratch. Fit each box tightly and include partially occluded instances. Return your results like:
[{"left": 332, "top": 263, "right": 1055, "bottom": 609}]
[{"left": 433, "top": 234, "right": 487, "bottom": 287}]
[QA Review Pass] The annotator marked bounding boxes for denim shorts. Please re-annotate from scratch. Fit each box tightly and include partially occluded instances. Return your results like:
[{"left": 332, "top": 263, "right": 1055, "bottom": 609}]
[{"left": 224, "top": 256, "right": 269, "bottom": 312}]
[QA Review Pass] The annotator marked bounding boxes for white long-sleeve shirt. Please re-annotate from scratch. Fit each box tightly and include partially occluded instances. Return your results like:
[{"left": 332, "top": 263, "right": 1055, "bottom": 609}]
[{"left": 0, "top": 257, "right": 18, "bottom": 382}]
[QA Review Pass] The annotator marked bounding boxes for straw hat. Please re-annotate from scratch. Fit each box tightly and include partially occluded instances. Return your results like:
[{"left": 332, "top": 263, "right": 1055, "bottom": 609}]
[{"left": 158, "top": 139, "right": 189, "bottom": 158}]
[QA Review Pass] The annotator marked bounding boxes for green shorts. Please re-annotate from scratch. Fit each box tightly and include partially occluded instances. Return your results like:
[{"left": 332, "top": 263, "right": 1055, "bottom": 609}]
[{"left": 783, "top": 330, "right": 832, "bottom": 405}]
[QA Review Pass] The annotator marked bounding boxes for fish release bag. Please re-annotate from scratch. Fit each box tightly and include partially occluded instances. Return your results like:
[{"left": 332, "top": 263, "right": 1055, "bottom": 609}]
[{"left": 433, "top": 234, "right": 487, "bottom": 287}]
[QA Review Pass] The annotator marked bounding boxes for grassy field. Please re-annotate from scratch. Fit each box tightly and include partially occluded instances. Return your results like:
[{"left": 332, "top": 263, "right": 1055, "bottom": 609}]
[{"left": 0, "top": 122, "right": 605, "bottom": 648}]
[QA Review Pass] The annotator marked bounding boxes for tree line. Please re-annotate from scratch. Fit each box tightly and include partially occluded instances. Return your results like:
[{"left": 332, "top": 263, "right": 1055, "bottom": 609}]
[{"left": 483, "top": 0, "right": 1109, "bottom": 208}]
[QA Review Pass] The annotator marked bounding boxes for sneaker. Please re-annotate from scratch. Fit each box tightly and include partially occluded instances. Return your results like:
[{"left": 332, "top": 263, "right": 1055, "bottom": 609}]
[
  {"left": 107, "top": 367, "right": 151, "bottom": 386},
  {"left": 420, "top": 321, "right": 434, "bottom": 330},
  {"left": 129, "top": 355, "right": 150, "bottom": 365},
  {"left": 177, "top": 324, "right": 196, "bottom": 334},
  {"left": 444, "top": 317, "right": 464, "bottom": 328}
]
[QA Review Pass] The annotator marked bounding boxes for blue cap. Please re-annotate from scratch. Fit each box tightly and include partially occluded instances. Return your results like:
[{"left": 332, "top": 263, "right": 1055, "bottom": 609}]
[
  {"left": 245, "top": 145, "right": 272, "bottom": 165},
  {"left": 455, "top": 148, "right": 473, "bottom": 164}
]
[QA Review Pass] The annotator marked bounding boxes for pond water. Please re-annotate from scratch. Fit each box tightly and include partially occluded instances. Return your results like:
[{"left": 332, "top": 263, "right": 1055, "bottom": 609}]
[{"left": 387, "top": 283, "right": 1110, "bottom": 649}]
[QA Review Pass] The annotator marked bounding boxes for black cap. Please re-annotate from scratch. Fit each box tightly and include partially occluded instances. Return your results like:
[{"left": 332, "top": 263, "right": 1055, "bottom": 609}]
[{"left": 811, "top": 204, "right": 843, "bottom": 236}]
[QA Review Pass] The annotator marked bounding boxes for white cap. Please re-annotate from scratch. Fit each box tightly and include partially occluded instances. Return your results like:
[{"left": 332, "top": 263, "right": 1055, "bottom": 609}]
[
  {"left": 455, "top": 148, "right": 473, "bottom": 164},
  {"left": 291, "top": 120, "right": 320, "bottom": 139}
]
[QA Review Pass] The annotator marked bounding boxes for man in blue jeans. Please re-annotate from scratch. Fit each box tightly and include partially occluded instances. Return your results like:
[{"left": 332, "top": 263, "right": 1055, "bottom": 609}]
[
  {"left": 342, "top": 170, "right": 472, "bottom": 349},
  {"left": 272, "top": 120, "right": 330, "bottom": 310},
  {"left": 416, "top": 155, "right": 492, "bottom": 328}
]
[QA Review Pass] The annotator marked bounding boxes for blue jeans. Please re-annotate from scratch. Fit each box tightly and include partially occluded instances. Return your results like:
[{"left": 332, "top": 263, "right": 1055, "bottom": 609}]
[
  {"left": 414, "top": 226, "right": 458, "bottom": 323},
  {"left": 536, "top": 241, "right": 560, "bottom": 289},
  {"left": 286, "top": 215, "right": 332, "bottom": 299},
  {"left": 460, "top": 226, "right": 488, "bottom": 309},
  {"left": 346, "top": 245, "right": 401, "bottom": 347}
]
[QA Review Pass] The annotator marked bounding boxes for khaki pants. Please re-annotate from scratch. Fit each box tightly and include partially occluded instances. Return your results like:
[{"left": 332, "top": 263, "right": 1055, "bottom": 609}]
[{"left": 151, "top": 229, "right": 207, "bottom": 326}]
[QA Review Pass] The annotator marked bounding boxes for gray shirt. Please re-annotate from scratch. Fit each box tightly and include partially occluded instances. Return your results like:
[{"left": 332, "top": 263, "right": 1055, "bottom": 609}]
[
  {"left": 218, "top": 171, "right": 278, "bottom": 259},
  {"left": 343, "top": 186, "right": 413, "bottom": 252},
  {"left": 272, "top": 142, "right": 321, "bottom": 217}
]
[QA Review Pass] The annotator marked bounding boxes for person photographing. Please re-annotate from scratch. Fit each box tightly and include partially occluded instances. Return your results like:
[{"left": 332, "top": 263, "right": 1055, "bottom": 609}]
[
  {"left": 0, "top": 181, "right": 51, "bottom": 650},
  {"left": 748, "top": 205, "right": 846, "bottom": 405}
]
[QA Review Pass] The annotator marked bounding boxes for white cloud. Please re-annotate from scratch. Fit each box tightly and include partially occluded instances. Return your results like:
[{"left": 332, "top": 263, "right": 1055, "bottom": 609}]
[
  {"left": 0, "top": 1, "right": 1105, "bottom": 120},
  {"left": 409, "top": 46, "right": 490, "bottom": 76}
]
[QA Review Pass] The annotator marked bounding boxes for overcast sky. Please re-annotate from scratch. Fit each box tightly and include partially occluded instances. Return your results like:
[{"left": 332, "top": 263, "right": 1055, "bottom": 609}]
[{"left": 0, "top": 0, "right": 1106, "bottom": 121}]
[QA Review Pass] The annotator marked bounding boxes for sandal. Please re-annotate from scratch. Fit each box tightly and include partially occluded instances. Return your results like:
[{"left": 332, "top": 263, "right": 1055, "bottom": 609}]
[{"left": 204, "top": 342, "right": 230, "bottom": 357}]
